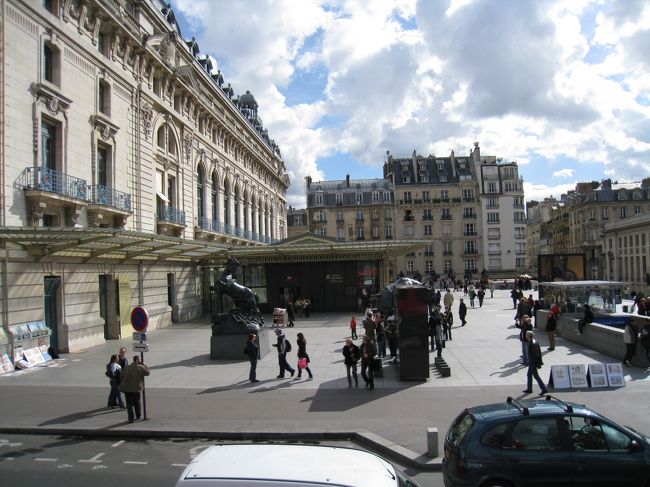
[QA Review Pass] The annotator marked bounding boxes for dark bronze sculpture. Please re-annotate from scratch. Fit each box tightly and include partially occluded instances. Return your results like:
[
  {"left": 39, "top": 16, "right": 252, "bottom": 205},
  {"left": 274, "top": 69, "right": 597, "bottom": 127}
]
[{"left": 212, "top": 257, "right": 264, "bottom": 334}]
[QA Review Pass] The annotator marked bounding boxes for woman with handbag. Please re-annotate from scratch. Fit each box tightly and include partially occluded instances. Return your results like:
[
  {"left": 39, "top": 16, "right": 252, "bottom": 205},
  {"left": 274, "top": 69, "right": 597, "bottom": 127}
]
[
  {"left": 360, "top": 335, "right": 377, "bottom": 389},
  {"left": 295, "top": 332, "right": 313, "bottom": 380}
]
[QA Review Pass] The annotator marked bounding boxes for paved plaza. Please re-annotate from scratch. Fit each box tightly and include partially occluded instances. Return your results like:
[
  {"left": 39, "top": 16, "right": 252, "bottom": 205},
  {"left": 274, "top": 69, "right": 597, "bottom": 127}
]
[{"left": 1, "top": 289, "right": 649, "bottom": 465}]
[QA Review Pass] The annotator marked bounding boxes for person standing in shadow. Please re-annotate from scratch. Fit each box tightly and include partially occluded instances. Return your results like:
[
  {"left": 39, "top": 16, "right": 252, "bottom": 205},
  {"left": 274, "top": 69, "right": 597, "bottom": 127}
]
[{"left": 244, "top": 333, "right": 260, "bottom": 383}]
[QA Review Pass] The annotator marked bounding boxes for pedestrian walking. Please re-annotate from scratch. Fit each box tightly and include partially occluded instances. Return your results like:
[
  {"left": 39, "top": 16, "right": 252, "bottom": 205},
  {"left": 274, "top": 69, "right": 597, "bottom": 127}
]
[
  {"left": 106, "top": 354, "right": 125, "bottom": 409},
  {"left": 350, "top": 315, "right": 358, "bottom": 340},
  {"left": 489, "top": 281, "right": 495, "bottom": 298},
  {"left": 376, "top": 320, "right": 387, "bottom": 358},
  {"left": 342, "top": 338, "right": 360, "bottom": 388},
  {"left": 295, "top": 332, "right": 313, "bottom": 380},
  {"left": 359, "top": 335, "right": 377, "bottom": 390},
  {"left": 519, "top": 316, "right": 533, "bottom": 365},
  {"left": 443, "top": 306, "right": 453, "bottom": 340},
  {"left": 477, "top": 287, "right": 485, "bottom": 307},
  {"left": 522, "top": 331, "right": 548, "bottom": 396},
  {"left": 385, "top": 316, "right": 399, "bottom": 363},
  {"left": 286, "top": 301, "right": 296, "bottom": 327},
  {"left": 623, "top": 323, "right": 638, "bottom": 366},
  {"left": 363, "top": 313, "right": 376, "bottom": 343},
  {"left": 443, "top": 289, "right": 454, "bottom": 309},
  {"left": 272, "top": 329, "right": 295, "bottom": 378},
  {"left": 117, "top": 355, "right": 150, "bottom": 423},
  {"left": 545, "top": 307, "right": 558, "bottom": 351},
  {"left": 458, "top": 298, "right": 467, "bottom": 326},
  {"left": 244, "top": 333, "right": 260, "bottom": 382},
  {"left": 428, "top": 310, "right": 438, "bottom": 351},
  {"left": 468, "top": 287, "right": 476, "bottom": 307},
  {"left": 434, "top": 317, "right": 444, "bottom": 358}
]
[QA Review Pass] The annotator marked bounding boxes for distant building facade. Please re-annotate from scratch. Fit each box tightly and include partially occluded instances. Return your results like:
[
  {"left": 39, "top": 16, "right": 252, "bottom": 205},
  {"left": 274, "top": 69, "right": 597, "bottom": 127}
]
[
  {"left": 286, "top": 207, "right": 308, "bottom": 238},
  {"left": 528, "top": 179, "right": 650, "bottom": 281},
  {"left": 305, "top": 143, "right": 528, "bottom": 282}
]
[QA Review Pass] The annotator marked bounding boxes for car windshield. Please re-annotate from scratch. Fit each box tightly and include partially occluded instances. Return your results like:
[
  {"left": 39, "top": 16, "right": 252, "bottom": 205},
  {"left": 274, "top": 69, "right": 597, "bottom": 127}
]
[{"left": 448, "top": 411, "right": 475, "bottom": 448}]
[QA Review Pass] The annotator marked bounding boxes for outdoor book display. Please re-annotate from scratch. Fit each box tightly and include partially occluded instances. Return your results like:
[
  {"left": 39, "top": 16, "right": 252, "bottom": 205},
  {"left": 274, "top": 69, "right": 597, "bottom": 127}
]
[
  {"left": 548, "top": 363, "right": 626, "bottom": 389},
  {"left": 5, "top": 321, "right": 54, "bottom": 371}
]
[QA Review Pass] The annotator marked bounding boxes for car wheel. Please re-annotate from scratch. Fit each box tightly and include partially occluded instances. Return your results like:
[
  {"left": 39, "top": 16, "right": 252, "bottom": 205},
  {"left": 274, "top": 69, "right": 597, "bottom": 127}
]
[{"left": 481, "top": 481, "right": 515, "bottom": 487}]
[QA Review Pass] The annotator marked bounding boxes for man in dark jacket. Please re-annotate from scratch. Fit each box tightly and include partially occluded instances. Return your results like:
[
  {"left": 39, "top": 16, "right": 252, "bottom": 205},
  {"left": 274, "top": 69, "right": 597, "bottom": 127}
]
[
  {"left": 272, "top": 329, "right": 295, "bottom": 378},
  {"left": 523, "top": 331, "right": 548, "bottom": 395},
  {"left": 578, "top": 304, "right": 594, "bottom": 334},
  {"left": 245, "top": 333, "right": 260, "bottom": 382},
  {"left": 118, "top": 356, "right": 150, "bottom": 423},
  {"left": 458, "top": 298, "right": 467, "bottom": 326}
]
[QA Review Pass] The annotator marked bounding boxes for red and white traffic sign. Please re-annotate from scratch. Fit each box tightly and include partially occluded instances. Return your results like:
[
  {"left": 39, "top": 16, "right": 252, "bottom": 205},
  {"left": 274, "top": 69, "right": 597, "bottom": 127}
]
[{"left": 130, "top": 306, "right": 149, "bottom": 332}]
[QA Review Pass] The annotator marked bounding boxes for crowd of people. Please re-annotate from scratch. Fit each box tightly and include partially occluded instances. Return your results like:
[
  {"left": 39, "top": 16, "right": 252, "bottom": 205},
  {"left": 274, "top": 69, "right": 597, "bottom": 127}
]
[{"left": 105, "top": 280, "right": 650, "bottom": 411}]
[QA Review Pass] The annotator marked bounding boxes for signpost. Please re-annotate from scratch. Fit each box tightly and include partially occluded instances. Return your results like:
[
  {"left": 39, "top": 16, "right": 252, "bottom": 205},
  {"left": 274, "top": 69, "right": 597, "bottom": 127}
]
[{"left": 130, "top": 306, "right": 149, "bottom": 420}]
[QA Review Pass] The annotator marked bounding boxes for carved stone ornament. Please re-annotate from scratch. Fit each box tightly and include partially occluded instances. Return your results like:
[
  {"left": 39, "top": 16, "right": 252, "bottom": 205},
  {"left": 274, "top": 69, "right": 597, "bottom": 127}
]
[
  {"left": 140, "top": 101, "right": 154, "bottom": 138},
  {"left": 31, "top": 83, "right": 73, "bottom": 115},
  {"left": 183, "top": 133, "right": 193, "bottom": 160},
  {"left": 47, "top": 97, "right": 60, "bottom": 115},
  {"left": 101, "top": 125, "right": 112, "bottom": 141}
]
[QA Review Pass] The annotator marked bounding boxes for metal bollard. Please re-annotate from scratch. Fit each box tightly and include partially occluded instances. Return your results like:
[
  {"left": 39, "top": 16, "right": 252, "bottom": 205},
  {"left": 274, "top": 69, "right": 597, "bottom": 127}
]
[{"left": 427, "top": 427, "right": 439, "bottom": 458}]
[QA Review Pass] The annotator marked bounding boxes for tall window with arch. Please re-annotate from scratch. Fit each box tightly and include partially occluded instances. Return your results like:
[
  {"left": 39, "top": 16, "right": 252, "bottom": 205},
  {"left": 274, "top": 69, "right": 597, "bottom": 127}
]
[
  {"left": 223, "top": 180, "right": 231, "bottom": 228},
  {"left": 197, "top": 165, "right": 205, "bottom": 225},
  {"left": 211, "top": 172, "right": 218, "bottom": 227}
]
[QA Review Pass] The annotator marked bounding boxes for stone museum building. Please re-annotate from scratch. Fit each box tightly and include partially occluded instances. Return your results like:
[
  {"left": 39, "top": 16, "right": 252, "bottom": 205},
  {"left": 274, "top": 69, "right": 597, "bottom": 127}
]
[{"left": 0, "top": 0, "right": 289, "bottom": 352}]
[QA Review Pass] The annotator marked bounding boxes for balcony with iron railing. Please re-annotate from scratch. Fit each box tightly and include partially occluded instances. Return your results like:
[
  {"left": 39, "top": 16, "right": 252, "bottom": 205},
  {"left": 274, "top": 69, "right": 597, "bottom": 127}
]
[
  {"left": 440, "top": 215, "right": 453, "bottom": 220},
  {"left": 158, "top": 205, "right": 186, "bottom": 225},
  {"left": 463, "top": 213, "right": 477, "bottom": 219},
  {"left": 463, "top": 231, "right": 477, "bottom": 237},
  {"left": 21, "top": 167, "right": 89, "bottom": 226},
  {"left": 157, "top": 205, "right": 186, "bottom": 236},
  {"left": 21, "top": 166, "right": 88, "bottom": 200},
  {"left": 463, "top": 249, "right": 478, "bottom": 255},
  {"left": 443, "top": 250, "right": 453, "bottom": 256},
  {"left": 88, "top": 185, "right": 132, "bottom": 212}
]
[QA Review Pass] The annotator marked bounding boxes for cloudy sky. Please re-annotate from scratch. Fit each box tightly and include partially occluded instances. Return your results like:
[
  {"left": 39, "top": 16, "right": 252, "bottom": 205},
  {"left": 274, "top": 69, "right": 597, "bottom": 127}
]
[{"left": 170, "top": 0, "right": 650, "bottom": 208}]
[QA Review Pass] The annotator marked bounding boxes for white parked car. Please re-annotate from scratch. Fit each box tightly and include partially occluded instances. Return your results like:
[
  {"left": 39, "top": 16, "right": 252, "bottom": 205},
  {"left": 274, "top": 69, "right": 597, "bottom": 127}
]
[{"left": 175, "top": 443, "right": 421, "bottom": 487}]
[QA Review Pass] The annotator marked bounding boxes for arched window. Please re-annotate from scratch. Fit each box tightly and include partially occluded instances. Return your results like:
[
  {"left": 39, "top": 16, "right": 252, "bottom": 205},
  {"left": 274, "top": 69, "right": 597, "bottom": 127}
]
[
  {"left": 211, "top": 172, "right": 218, "bottom": 224},
  {"left": 197, "top": 165, "right": 205, "bottom": 223},
  {"left": 223, "top": 179, "right": 230, "bottom": 227},
  {"left": 234, "top": 184, "right": 240, "bottom": 231}
]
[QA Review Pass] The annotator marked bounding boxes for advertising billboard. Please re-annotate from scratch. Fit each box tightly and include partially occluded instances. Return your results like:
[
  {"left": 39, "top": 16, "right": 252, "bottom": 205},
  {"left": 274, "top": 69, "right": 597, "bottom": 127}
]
[{"left": 538, "top": 254, "right": 586, "bottom": 282}]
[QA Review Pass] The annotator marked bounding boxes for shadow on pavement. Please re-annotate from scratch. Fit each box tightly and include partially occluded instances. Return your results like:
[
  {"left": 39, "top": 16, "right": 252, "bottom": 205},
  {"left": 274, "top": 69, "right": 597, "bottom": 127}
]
[
  {"left": 150, "top": 354, "right": 242, "bottom": 370},
  {"left": 39, "top": 406, "right": 123, "bottom": 426},
  {"left": 298, "top": 378, "right": 420, "bottom": 412},
  {"left": 490, "top": 359, "right": 526, "bottom": 378}
]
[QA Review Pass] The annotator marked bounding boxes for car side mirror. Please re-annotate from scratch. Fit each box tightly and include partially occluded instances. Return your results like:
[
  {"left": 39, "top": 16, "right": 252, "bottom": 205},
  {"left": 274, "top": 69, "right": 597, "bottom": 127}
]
[{"left": 629, "top": 440, "right": 643, "bottom": 453}]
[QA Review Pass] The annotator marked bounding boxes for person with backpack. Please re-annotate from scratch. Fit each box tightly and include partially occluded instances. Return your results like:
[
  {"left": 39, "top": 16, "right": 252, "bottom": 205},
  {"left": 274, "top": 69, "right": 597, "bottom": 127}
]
[
  {"left": 342, "top": 338, "right": 361, "bottom": 388},
  {"left": 244, "top": 333, "right": 260, "bottom": 383},
  {"left": 272, "top": 329, "right": 295, "bottom": 378},
  {"left": 106, "top": 354, "right": 125, "bottom": 409}
]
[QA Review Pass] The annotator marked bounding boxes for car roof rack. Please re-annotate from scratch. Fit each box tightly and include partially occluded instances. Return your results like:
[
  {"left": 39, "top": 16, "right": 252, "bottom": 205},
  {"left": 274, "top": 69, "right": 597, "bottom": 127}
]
[
  {"left": 544, "top": 394, "right": 573, "bottom": 413},
  {"left": 506, "top": 396, "right": 529, "bottom": 415}
]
